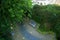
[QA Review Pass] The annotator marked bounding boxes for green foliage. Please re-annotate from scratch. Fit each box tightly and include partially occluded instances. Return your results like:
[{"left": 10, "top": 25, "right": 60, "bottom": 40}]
[
  {"left": 1, "top": 0, "right": 32, "bottom": 40},
  {"left": 32, "top": 4, "right": 60, "bottom": 40}
]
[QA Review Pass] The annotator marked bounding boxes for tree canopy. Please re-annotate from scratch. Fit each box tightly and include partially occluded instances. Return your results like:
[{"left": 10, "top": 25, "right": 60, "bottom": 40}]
[
  {"left": 32, "top": 4, "right": 60, "bottom": 40},
  {"left": 0, "top": 0, "right": 32, "bottom": 40}
]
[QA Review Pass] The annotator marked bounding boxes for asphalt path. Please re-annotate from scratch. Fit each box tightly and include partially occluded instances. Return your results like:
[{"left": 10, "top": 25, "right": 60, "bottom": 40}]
[
  {"left": 12, "top": 21, "right": 56, "bottom": 40},
  {"left": 19, "top": 24, "right": 42, "bottom": 40}
]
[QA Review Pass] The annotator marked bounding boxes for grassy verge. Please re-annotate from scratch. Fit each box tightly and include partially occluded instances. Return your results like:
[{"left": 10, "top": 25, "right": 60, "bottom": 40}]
[{"left": 37, "top": 28, "right": 55, "bottom": 35}]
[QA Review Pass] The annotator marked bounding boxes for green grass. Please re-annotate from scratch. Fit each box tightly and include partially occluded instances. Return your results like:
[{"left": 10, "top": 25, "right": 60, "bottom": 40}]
[{"left": 37, "top": 28, "right": 54, "bottom": 35}]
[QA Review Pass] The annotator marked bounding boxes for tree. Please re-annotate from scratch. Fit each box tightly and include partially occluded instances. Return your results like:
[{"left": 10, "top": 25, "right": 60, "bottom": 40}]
[
  {"left": 32, "top": 4, "right": 60, "bottom": 40},
  {"left": 32, "top": 5, "right": 53, "bottom": 31},
  {"left": 0, "top": 0, "right": 32, "bottom": 40}
]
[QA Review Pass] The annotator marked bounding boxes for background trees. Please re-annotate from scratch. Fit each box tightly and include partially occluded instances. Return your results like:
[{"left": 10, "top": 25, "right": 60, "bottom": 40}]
[
  {"left": 32, "top": 4, "right": 60, "bottom": 40},
  {"left": 0, "top": 0, "right": 32, "bottom": 40}
]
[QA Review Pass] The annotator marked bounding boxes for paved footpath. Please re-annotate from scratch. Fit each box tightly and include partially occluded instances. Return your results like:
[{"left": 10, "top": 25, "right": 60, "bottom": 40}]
[{"left": 12, "top": 22, "right": 56, "bottom": 40}]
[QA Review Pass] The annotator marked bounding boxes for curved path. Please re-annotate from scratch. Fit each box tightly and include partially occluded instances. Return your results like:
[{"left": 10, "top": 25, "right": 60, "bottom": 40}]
[
  {"left": 19, "top": 24, "right": 42, "bottom": 40},
  {"left": 12, "top": 22, "right": 56, "bottom": 40}
]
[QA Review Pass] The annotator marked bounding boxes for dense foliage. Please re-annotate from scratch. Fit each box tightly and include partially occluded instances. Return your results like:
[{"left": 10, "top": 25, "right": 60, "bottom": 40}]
[
  {"left": 1, "top": 0, "right": 32, "bottom": 40},
  {"left": 32, "top": 4, "right": 60, "bottom": 40}
]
